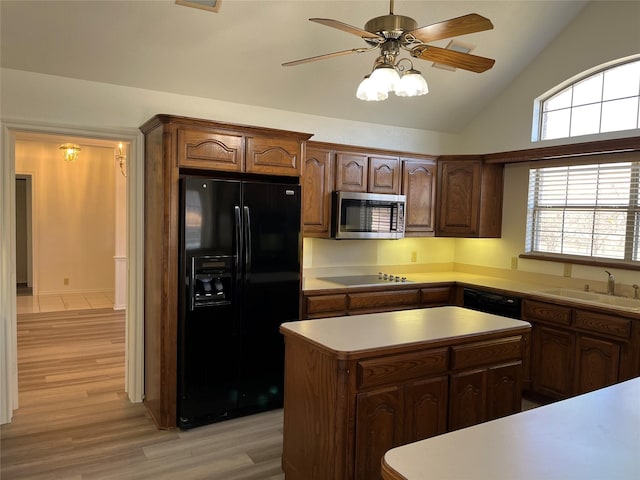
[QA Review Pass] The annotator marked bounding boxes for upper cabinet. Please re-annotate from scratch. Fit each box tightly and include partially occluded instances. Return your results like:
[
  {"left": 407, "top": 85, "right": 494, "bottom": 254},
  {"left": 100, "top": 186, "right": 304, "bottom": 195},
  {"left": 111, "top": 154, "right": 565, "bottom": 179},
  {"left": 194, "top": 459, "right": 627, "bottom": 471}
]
[
  {"left": 335, "top": 151, "right": 400, "bottom": 194},
  {"left": 402, "top": 158, "right": 437, "bottom": 237},
  {"left": 302, "top": 145, "right": 504, "bottom": 239},
  {"left": 303, "top": 146, "right": 333, "bottom": 238},
  {"left": 169, "top": 115, "right": 311, "bottom": 177},
  {"left": 436, "top": 155, "right": 504, "bottom": 238}
]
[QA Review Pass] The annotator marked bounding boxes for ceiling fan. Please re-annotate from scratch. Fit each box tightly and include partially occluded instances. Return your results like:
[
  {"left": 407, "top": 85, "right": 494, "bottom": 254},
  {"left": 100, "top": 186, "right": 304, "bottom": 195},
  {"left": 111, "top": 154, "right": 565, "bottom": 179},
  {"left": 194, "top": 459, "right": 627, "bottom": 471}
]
[{"left": 283, "top": 0, "right": 495, "bottom": 100}]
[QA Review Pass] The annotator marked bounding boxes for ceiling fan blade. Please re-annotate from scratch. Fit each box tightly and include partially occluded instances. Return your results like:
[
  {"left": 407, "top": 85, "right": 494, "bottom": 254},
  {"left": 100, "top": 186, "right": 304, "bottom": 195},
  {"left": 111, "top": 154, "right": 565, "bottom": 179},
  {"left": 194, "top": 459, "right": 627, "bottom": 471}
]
[
  {"left": 407, "top": 13, "right": 493, "bottom": 43},
  {"left": 310, "top": 18, "right": 383, "bottom": 41},
  {"left": 411, "top": 45, "right": 495, "bottom": 73},
  {"left": 282, "top": 48, "right": 370, "bottom": 67}
]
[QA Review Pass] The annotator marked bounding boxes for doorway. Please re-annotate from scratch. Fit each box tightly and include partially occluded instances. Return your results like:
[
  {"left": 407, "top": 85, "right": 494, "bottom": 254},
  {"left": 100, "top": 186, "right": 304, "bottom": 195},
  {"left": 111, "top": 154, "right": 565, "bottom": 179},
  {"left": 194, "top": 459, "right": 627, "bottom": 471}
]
[
  {"left": 0, "top": 124, "right": 144, "bottom": 425},
  {"left": 15, "top": 175, "right": 32, "bottom": 297},
  {"left": 14, "top": 134, "right": 126, "bottom": 315}
]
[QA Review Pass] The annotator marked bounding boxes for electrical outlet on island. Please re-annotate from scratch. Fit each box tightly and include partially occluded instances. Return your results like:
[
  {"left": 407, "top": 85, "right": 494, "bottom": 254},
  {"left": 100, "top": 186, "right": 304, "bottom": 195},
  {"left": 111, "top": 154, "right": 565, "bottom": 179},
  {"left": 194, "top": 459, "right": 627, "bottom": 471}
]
[
  {"left": 411, "top": 251, "right": 417, "bottom": 263},
  {"left": 64, "top": 278, "right": 69, "bottom": 285}
]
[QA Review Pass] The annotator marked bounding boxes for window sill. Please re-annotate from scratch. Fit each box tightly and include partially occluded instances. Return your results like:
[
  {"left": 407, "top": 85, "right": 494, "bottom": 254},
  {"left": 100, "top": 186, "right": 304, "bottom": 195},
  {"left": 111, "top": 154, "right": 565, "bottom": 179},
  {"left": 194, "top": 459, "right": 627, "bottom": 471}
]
[{"left": 520, "top": 253, "right": 640, "bottom": 272}]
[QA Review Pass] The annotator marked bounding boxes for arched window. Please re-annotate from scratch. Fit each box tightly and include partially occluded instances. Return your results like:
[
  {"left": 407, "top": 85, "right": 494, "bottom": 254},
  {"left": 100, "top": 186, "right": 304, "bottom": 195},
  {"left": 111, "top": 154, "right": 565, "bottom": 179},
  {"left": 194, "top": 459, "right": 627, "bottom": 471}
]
[{"left": 535, "top": 58, "right": 640, "bottom": 141}]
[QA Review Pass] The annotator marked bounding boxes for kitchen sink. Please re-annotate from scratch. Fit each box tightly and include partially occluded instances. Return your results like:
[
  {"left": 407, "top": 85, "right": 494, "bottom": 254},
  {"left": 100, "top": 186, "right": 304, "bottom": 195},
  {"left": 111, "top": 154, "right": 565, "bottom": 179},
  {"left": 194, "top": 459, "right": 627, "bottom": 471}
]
[{"left": 537, "top": 288, "right": 640, "bottom": 310}]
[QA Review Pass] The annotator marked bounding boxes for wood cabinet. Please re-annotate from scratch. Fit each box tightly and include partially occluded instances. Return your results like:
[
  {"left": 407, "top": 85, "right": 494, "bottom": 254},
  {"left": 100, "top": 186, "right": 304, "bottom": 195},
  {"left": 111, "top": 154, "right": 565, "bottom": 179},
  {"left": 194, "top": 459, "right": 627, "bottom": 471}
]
[
  {"left": 302, "top": 142, "right": 440, "bottom": 238},
  {"left": 177, "top": 121, "right": 307, "bottom": 176},
  {"left": 334, "top": 151, "right": 400, "bottom": 193},
  {"left": 436, "top": 155, "right": 503, "bottom": 237},
  {"left": 401, "top": 158, "right": 437, "bottom": 236},
  {"left": 280, "top": 309, "right": 529, "bottom": 480},
  {"left": 302, "top": 284, "right": 454, "bottom": 319},
  {"left": 302, "top": 146, "right": 333, "bottom": 237},
  {"left": 523, "top": 298, "right": 639, "bottom": 401},
  {"left": 139, "top": 114, "right": 311, "bottom": 429}
]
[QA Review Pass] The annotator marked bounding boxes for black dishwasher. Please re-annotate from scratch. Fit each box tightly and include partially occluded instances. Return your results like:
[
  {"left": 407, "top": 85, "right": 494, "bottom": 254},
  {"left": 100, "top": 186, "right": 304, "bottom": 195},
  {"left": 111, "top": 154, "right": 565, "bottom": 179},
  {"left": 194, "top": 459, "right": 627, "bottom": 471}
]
[{"left": 463, "top": 287, "right": 522, "bottom": 319}]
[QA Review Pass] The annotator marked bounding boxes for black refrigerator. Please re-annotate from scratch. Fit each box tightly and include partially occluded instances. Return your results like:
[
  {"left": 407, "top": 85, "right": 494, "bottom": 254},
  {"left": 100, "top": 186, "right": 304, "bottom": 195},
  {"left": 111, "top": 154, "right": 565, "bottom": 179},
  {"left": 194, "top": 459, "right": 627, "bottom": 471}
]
[{"left": 177, "top": 175, "right": 301, "bottom": 429}]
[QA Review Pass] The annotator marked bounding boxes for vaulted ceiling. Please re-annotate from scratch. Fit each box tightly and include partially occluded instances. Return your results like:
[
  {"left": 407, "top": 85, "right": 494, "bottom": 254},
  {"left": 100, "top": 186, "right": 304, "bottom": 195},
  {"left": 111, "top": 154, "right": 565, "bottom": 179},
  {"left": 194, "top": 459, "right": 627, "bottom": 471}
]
[{"left": 1, "top": 1, "right": 589, "bottom": 133}]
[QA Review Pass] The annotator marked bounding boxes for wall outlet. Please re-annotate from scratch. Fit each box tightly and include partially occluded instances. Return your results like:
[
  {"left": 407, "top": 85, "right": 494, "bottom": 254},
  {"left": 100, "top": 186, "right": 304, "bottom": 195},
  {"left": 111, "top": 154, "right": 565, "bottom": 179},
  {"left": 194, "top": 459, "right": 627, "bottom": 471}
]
[
  {"left": 410, "top": 251, "right": 417, "bottom": 263},
  {"left": 563, "top": 264, "right": 572, "bottom": 277},
  {"left": 510, "top": 257, "right": 518, "bottom": 270},
  {"left": 64, "top": 278, "right": 69, "bottom": 285}
]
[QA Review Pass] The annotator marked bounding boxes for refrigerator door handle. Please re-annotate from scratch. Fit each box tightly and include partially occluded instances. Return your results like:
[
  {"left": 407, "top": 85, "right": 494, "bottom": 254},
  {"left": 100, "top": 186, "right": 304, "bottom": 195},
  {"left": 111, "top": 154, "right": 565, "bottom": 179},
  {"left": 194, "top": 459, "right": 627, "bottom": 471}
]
[
  {"left": 234, "top": 206, "right": 242, "bottom": 279},
  {"left": 243, "top": 206, "right": 252, "bottom": 274}
]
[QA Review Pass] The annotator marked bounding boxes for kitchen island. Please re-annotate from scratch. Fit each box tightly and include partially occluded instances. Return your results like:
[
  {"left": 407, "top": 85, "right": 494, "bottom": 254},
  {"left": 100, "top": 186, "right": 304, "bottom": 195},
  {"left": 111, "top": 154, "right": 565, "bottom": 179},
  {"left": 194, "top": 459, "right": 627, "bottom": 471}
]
[
  {"left": 382, "top": 377, "right": 640, "bottom": 479},
  {"left": 279, "top": 306, "right": 531, "bottom": 480}
]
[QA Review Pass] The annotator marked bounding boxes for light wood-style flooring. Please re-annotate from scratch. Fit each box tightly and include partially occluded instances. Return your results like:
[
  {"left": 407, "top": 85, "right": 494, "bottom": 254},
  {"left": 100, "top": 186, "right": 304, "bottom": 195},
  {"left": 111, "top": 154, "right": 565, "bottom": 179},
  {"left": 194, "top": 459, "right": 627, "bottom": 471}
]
[
  {"left": 16, "top": 292, "right": 115, "bottom": 314},
  {"left": 0, "top": 309, "right": 285, "bottom": 480}
]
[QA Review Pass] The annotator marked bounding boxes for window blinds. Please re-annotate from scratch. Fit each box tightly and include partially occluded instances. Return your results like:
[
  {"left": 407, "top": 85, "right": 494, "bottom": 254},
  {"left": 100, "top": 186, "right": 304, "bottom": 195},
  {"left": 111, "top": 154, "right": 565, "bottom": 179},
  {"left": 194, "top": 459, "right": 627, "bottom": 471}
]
[{"left": 526, "top": 161, "right": 640, "bottom": 262}]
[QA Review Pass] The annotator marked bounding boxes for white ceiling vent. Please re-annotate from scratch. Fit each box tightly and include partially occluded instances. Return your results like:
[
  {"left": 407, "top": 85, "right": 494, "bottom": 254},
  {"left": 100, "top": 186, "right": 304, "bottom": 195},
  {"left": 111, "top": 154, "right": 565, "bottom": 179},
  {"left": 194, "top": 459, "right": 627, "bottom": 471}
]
[
  {"left": 175, "top": 0, "right": 221, "bottom": 13},
  {"left": 432, "top": 40, "right": 475, "bottom": 71}
]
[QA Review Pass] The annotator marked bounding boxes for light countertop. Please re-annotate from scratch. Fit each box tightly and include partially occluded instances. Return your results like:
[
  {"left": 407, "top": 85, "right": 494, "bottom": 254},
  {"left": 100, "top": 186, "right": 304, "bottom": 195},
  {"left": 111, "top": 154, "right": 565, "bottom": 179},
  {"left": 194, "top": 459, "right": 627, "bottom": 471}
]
[
  {"left": 382, "top": 377, "right": 640, "bottom": 480},
  {"left": 280, "top": 306, "right": 530, "bottom": 355},
  {"left": 303, "top": 271, "right": 640, "bottom": 315},
  {"left": 303, "top": 271, "right": 552, "bottom": 294}
]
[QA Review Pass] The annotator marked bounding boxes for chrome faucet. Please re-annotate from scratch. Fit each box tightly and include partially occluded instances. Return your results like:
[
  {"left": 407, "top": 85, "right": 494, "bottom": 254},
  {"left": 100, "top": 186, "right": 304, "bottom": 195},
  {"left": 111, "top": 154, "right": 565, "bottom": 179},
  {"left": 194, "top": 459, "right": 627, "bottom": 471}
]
[{"left": 605, "top": 270, "right": 615, "bottom": 296}]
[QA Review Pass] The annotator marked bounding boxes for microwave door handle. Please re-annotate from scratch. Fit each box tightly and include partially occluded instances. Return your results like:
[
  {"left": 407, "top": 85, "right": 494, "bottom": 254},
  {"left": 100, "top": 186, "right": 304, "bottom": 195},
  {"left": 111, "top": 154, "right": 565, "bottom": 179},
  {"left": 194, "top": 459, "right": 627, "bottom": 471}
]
[
  {"left": 243, "top": 206, "right": 252, "bottom": 274},
  {"left": 234, "top": 206, "right": 242, "bottom": 279}
]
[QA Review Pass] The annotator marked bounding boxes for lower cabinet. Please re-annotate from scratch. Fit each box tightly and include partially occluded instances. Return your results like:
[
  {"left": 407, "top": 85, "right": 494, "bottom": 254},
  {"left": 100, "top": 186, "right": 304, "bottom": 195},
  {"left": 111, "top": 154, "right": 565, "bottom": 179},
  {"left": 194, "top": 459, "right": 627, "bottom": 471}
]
[
  {"left": 281, "top": 329, "right": 527, "bottom": 480},
  {"left": 354, "top": 376, "right": 448, "bottom": 480},
  {"left": 302, "top": 285, "right": 453, "bottom": 319},
  {"left": 524, "top": 298, "right": 637, "bottom": 401}
]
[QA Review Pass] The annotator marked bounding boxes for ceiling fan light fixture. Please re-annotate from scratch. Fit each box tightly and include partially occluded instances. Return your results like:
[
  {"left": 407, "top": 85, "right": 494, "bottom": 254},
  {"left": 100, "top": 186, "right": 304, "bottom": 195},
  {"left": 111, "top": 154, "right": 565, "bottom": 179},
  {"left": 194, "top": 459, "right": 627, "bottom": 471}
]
[
  {"left": 356, "top": 75, "right": 388, "bottom": 101},
  {"left": 394, "top": 69, "right": 429, "bottom": 97},
  {"left": 369, "top": 64, "right": 400, "bottom": 93}
]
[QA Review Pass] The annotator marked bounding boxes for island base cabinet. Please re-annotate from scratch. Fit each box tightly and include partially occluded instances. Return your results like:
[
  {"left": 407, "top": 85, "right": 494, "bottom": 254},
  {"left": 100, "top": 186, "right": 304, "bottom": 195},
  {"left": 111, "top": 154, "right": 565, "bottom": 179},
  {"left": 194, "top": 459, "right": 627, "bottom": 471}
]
[
  {"left": 281, "top": 313, "right": 528, "bottom": 480},
  {"left": 354, "top": 377, "right": 449, "bottom": 480},
  {"left": 355, "top": 387, "right": 406, "bottom": 480}
]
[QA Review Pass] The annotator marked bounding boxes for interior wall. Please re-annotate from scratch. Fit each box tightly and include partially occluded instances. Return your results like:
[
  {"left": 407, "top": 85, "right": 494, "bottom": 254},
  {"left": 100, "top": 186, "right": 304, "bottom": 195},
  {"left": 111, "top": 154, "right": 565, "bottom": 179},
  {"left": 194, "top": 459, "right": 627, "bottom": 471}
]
[
  {"left": 15, "top": 140, "right": 116, "bottom": 296},
  {"left": 455, "top": 0, "right": 640, "bottom": 154}
]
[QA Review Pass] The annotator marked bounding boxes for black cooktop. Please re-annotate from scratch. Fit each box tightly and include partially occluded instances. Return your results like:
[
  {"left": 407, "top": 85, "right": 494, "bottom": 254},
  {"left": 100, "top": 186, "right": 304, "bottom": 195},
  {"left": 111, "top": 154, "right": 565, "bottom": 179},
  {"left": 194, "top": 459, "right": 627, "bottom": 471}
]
[{"left": 319, "top": 275, "right": 413, "bottom": 286}]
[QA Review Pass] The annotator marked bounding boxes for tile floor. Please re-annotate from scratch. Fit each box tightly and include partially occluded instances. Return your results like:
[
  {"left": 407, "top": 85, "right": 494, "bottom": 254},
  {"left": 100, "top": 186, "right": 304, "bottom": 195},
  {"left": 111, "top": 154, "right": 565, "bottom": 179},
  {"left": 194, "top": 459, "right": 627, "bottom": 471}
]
[{"left": 16, "top": 292, "right": 115, "bottom": 314}]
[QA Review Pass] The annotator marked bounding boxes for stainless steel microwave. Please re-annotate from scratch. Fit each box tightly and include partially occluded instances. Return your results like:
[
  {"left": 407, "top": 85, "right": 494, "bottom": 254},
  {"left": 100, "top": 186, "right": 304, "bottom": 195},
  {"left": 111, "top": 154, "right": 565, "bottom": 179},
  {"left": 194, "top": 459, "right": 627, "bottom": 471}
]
[{"left": 332, "top": 191, "right": 406, "bottom": 239}]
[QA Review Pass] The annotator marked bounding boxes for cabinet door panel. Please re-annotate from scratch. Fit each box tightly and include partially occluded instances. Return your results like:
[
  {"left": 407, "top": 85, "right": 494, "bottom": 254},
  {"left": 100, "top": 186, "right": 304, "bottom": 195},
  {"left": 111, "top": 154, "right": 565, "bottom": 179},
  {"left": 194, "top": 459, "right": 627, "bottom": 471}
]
[
  {"left": 177, "top": 129, "right": 243, "bottom": 171},
  {"left": 574, "top": 335, "right": 620, "bottom": 395},
  {"left": 368, "top": 156, "right": 400, "bottom": 194},
  {"left": 406, "top": 376, "right": 448, "bottom": 442},
  {"left": 246, "top": 136, "right": 301, "bottom": 176},
  {"left": 335, "top": 153, "right": 368, "bottom": 192},
  {"left": 487, "top": 362, "right": 522, "bottom": 420},
  {"left": 449, "top": 369, "right": 487, "bottom": 431},
  {"left": 402, "top": 160, "right": 436, "bottom": 235},
  {"left": 355, "top": 387, "right": 405, "bottom": 480},
  {"left": 437, "top": 160, "right": 481, "bottom": 236},
  {"left": 531, "top": 325, "right": 575, "bottom": 399},
  {"left": 303, "top": 148, "right": 333, "bottom": 237}
]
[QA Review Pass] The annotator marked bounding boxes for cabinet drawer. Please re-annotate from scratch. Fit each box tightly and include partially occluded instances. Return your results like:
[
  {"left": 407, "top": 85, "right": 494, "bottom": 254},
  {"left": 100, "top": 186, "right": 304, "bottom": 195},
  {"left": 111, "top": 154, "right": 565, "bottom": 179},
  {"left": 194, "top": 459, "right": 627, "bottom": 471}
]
[
  {"left": 305, "top": 294, "right": 348, "bottom": 318},
  {"left": 523, "top": 300, "right": 572, "bottom": 326},
  {"left": 451, "top": 336, "right": 522, "bottom": 370},
  {"left": 421, "top": 287, "right": 452, "bottom": 305},
  {"left": 177, "top": 129, "right": 243, "bottom": 171},
  {"left": 357, "top": 348, "right": 448, "bottom": 389},
  {"left": 574, "top": 310, "right": 631, "bottom": 339},
  {"left": 246, "top": 136, "right": 301, "bottom": 176},
  {"left": 349, "top": 289, "right": 420, "bottom": 311}
]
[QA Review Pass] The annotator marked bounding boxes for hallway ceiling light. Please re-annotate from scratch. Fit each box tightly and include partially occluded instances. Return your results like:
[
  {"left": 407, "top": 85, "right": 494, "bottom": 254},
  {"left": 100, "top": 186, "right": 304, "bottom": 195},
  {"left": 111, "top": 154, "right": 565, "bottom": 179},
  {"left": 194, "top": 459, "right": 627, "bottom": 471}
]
[{"left": 59, "top": 143, "right": 81, "bottom": 162}]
